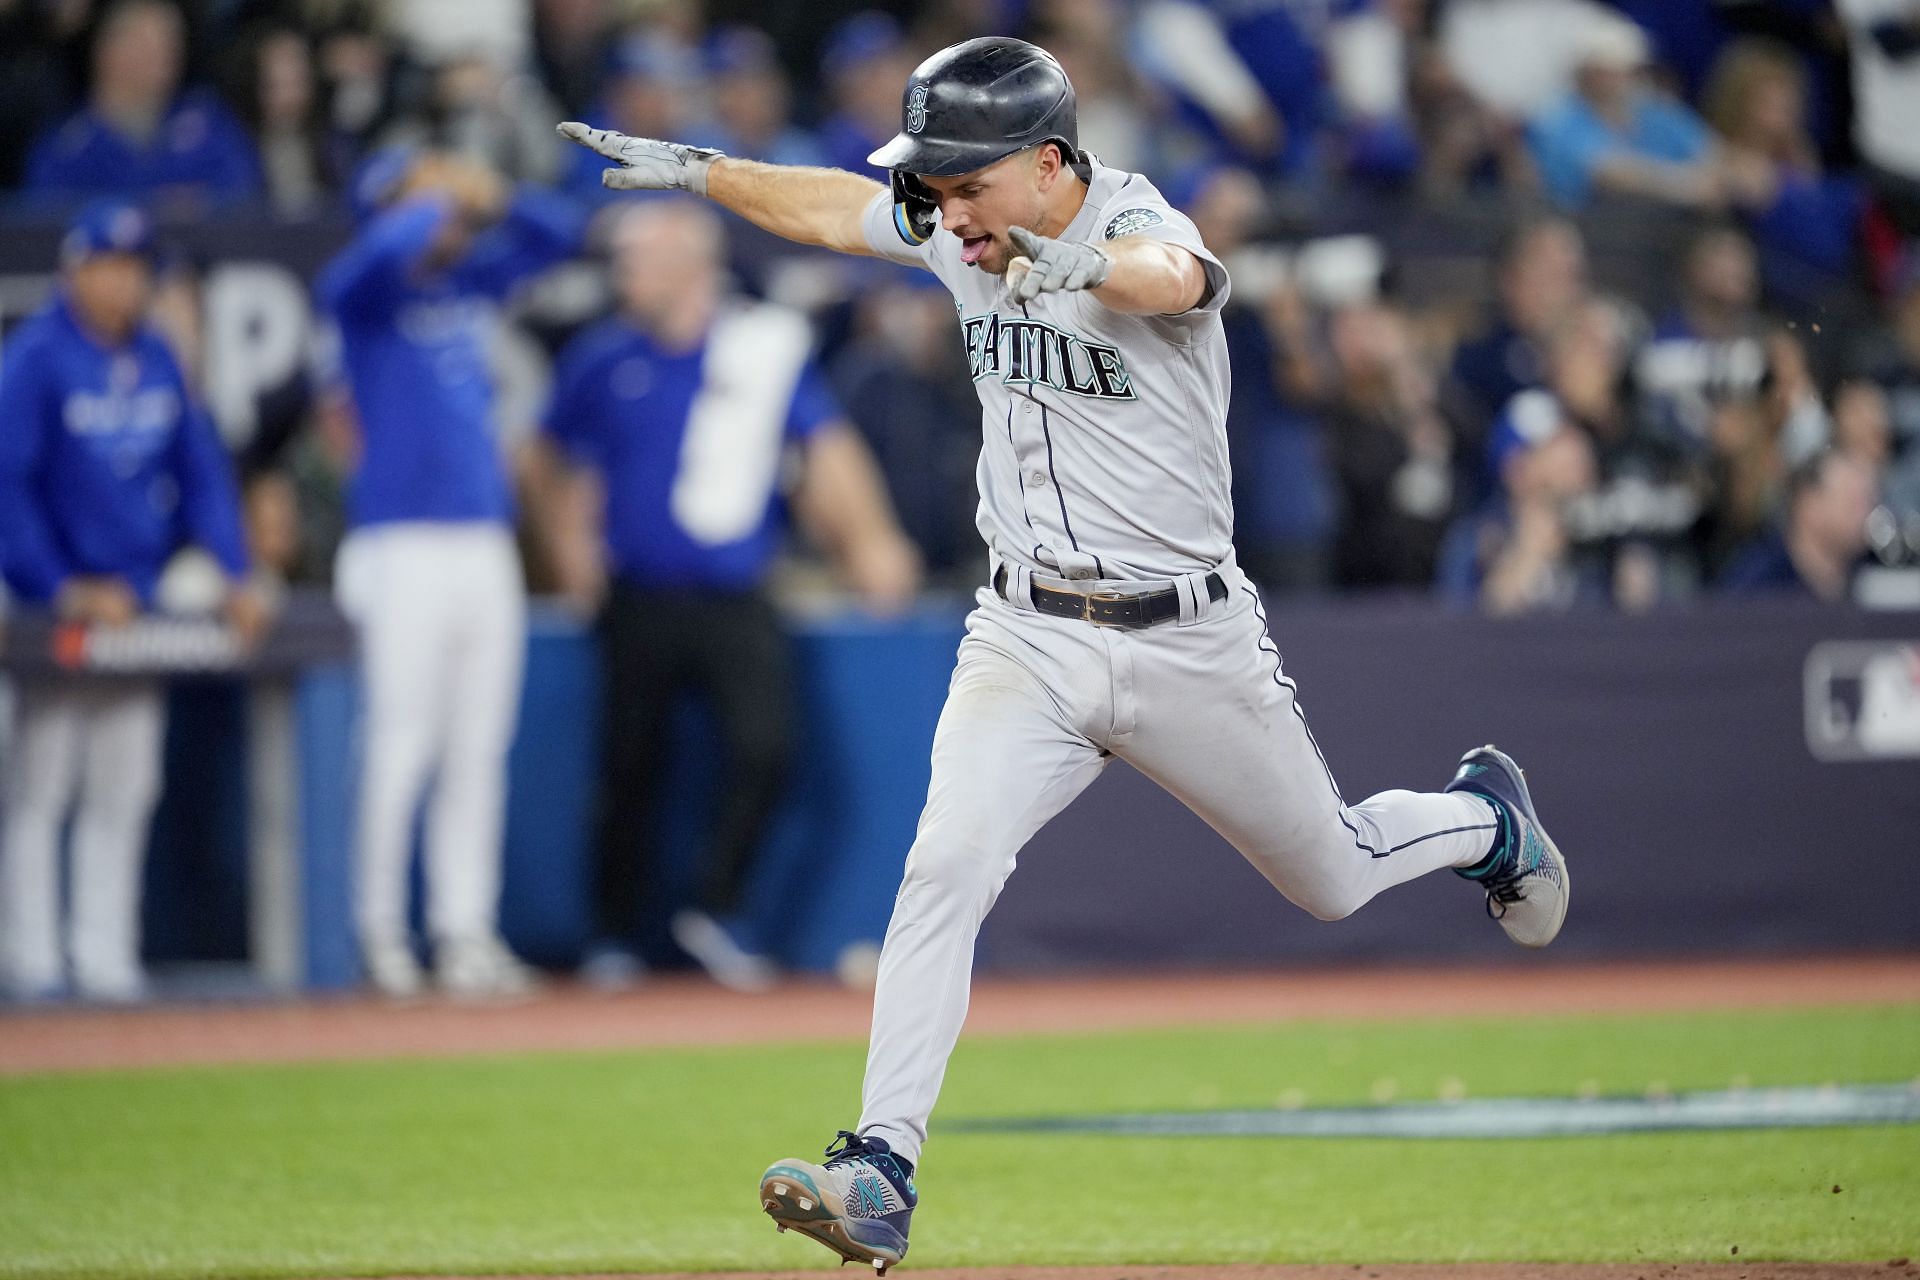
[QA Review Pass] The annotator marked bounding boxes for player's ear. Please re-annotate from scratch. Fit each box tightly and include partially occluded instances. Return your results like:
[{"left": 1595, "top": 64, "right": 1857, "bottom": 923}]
[{"left": 1034, "top": 143, "right": 1061, "bottom": 192}]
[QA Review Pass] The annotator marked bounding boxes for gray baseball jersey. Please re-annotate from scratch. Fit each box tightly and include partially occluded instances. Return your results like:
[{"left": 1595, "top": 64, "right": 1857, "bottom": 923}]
[
  {"left": 845, "top": 159, "right": 1520, "bottom": 1176},
  {"left": 859, "top": 162, "right": 1234, "bottom": 584}
]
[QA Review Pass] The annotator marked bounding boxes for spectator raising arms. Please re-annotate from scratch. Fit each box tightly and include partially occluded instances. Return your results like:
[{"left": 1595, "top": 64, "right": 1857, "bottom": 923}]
[
  {"left": 318, "top": 149, "right": 583, "bottom": 1000},
  {"left": 25, "top": 0, "right": 263, "bottom": 207}
]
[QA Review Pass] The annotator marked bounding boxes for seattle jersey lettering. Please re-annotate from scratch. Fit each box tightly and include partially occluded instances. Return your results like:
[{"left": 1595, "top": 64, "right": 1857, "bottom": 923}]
[{"left": 960, "top": 311, "right": 1136, "bottom": 401}]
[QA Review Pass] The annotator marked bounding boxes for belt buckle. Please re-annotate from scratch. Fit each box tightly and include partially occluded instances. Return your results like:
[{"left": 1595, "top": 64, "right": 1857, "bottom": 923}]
[{"left": 1082, "top": 588, "right": 1132, "bottom": 626}]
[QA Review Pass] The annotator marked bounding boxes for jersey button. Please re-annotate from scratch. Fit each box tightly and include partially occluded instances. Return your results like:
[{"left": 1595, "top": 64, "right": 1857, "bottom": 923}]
[{"left": 1028, "top": 470, "right": 1047, "bottom": 487}]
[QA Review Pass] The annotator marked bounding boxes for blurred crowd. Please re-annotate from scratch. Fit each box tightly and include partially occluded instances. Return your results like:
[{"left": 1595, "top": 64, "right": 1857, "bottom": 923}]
[
  {"left": 3, "top": 0, "right": 1920, "bottom": 610},
  {"left": 7, "top": 0, "right": 1920, "bottom": 1004}
]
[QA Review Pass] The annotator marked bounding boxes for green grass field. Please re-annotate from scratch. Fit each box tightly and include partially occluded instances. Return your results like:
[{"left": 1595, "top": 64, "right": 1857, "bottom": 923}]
[{"left": 2, "top": 1003, "right": 1916, "bottom": 1279}]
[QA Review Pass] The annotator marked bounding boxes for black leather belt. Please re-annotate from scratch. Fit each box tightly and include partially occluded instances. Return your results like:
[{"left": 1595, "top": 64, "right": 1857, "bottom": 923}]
[{"left": 994, "top": 566, "right": 1227, "bottom": 629}]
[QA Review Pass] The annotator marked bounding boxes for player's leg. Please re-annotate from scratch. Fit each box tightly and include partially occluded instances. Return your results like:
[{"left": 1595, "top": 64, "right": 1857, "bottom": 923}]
[
  {"left": 0, "top": 686, "right": 83, "bottom": 998},
  {"left": 67, "top": 682, "right": 165, "bottom": 1000},
  {"left": 587, "top": 582, "right": 681, "bottom": 962},
  {"left": 1118, "top": 584, "right": 1504, "bottom": 923},
  {"left": 338, "top": 528, "right": 452, "bottom": 994},
  {"left": 764, "top": 602, "right": 1111, "bottom": 1267},
  {"left": 858, "top": 603, "right": 1115, "bottom": 1164},
  {"left": 425, "top": 527, "right": 532, "bottom": 994},
  {"left": 675, "top": 591, "right": 792, "bottom": 987}
]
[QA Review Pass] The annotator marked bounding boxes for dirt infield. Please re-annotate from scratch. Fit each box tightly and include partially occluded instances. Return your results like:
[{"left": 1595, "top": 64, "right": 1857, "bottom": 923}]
[
  {"left": 2, "top": 955, "right": 1917, "bottom": 1076},
  {"left": 385, "top": 1264, "right": 1915, "bottom": 1280}
]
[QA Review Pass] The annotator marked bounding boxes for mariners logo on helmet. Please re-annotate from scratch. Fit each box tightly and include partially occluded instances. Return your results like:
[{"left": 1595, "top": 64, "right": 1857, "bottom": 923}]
[{"left": 907, "top": 84, "right": 929, "bottom": 135}]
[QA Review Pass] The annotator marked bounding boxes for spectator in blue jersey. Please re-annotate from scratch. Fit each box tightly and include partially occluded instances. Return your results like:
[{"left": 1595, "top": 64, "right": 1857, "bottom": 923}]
[
  {"left": 530, "top": 200, "right": 918, "bottom": 992},
  {"left": 703, "top": 26, "right": 826, "bottom": 169},
  {"left": 318, "top": 148, "right": 584, "bottom": 1000},
  {"left": 24, "top": 0, "right": 262, "bottom": 208},
  {"left": 1720, "top": 449, "right": 1879, "bottom": 600},
  {"left": 0, "top": 201, "right": 265, "bottom": 1003},
  {"left": 1527, "top": 16, "right": 1726, "bottom": 211},
  {"left": 816, "top": 12, "right": 917, "bottom": 182}
]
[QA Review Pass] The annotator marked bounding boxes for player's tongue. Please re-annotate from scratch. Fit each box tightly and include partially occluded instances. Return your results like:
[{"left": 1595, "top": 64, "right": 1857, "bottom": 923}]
[{"left": 960, "top": 234, "right": 990, "bottom": 265}]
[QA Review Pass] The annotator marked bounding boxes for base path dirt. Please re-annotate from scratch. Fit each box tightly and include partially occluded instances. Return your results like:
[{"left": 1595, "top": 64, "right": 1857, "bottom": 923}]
[{"left": 2, "top": 955, "right": 1917, "bottom": 1076}]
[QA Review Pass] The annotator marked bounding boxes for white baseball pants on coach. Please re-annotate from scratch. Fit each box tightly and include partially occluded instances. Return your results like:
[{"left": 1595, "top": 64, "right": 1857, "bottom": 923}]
[
  {"left": 0, "top": 680, "right": 165, "bottom": 997},
  {"left": 335, "top": 522, "right": 525, "bottom": 951},
  {"left": 857, "top": 576, "right": 1499, "bottom": 1165}
]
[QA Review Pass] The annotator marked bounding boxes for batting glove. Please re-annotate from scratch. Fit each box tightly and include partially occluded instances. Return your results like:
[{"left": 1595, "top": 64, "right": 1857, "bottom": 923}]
[
  {"left": 1005, "top": 226, "right": 1114, "bottom": 303},
  {"left": 556, "top": 122, "right": 724, "bottom": 196}
]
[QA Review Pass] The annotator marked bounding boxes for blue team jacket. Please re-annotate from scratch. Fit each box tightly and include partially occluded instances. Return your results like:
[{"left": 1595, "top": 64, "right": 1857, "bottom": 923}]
[
  {"left": 0, "top": 294, "right": 250, "bottom": 605},
  {"left": 317, "top": 189, "right": 584, "bottom": 528},
  {"left": 24, "top": 88, "right": 263, "bottom": 202}
]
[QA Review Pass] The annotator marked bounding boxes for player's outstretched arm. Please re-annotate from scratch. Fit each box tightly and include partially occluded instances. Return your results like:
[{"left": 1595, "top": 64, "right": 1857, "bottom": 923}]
[
  {"left": 557, "top": 123, "right": 885, "bottom": 258},
  {"left": 1004, "top": 226, "right": 1207, "bottom": 316}
]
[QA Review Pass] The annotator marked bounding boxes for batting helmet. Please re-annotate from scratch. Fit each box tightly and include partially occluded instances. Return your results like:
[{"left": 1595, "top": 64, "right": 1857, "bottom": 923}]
[
  {"left": 868, "top": 37, "right": 1080, "bottom": 245},
  {"left": 869, "top": 36, "right": 1080, "bottom": 177}
]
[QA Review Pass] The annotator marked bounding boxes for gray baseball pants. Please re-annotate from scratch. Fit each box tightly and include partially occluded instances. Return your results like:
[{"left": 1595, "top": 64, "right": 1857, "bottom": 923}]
[{"left": 857, "top": 576, "right": 1498, "bottom": 1165}]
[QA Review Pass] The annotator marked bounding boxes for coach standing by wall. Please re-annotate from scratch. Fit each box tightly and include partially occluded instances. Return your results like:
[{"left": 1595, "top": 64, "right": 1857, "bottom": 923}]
[
  {"left": 533, "top": 200, "right": 918, "bottom": 991},
  {"left": 319, "top": 150, "right": 583, "bottom": 999},
  {"left": 0, "top": 201, "right": 265, "bottom": 1003}
]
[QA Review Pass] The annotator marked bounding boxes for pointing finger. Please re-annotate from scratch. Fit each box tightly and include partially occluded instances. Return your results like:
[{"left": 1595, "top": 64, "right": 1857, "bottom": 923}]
[
  {"left": 1007, "top": 226, "right": 1043, "bottom": 258},
  {"left": 557, "top": 122, "right": 625, "bottom": 160}
]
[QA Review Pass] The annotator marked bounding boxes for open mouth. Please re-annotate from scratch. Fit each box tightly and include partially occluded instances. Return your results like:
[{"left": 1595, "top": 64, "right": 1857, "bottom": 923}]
[{"left": 960, "top": 234, "right": 991, "bottom": 266}]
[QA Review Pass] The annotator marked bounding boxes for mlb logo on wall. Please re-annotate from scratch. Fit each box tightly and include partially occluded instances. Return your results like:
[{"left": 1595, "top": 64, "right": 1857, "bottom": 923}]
[{"left": 1804, "top": 641, "right": 1920, "bottom": 761}]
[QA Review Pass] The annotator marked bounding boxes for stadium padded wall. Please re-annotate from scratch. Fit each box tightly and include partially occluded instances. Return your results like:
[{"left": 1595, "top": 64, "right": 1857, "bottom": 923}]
[{"left": 131, "top": 595, "right": 1920, "bottom": 984}]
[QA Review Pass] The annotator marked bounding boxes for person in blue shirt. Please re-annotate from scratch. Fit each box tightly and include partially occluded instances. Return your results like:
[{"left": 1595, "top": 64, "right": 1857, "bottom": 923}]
[
  {"left": 0, "top": 200, "right": 264, "bottom": 1003},
  {"left": 1720, "top": 449, "right": 1878, "bottom": 601},
  {"left": 1528, "top": 16, "right": 1725, "bottom": 211},
  {"left": 529, "top": 199, "right": 918, "bottom": 991},
  {"left": 23, "top": 0, "right": 262, "bottom": 207},
  {"left": 318, "top": 148, "right": 584, "bottom": 1000}
]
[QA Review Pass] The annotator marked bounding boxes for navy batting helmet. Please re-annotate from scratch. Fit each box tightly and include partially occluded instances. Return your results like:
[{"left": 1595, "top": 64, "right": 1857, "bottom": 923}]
[
  {"left": 868, "top": 37, "right": 1081, "bottom": 244},
  {"left": 869, "top": 37, "right": 1079, "bottom": 177}
]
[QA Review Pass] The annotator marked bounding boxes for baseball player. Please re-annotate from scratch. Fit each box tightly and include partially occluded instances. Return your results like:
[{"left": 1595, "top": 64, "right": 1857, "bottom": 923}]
[
  {"left": 319, "top": 149, "right": 583, "bottom": 999},
  {"left": 562, "top": 36, "right": 1569, "bottom": 1274},
  {"left": 0, "top": 200, "right": 265, "bottom": 1003}
]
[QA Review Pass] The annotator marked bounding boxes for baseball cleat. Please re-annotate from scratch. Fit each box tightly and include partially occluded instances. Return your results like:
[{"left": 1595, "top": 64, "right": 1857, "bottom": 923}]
[
  {"left": 761, "top": 1130, "right": 915, "bottom": 1274},
  {"left": 1445, "top": 745, "right": 1569, "bottom": 948}
]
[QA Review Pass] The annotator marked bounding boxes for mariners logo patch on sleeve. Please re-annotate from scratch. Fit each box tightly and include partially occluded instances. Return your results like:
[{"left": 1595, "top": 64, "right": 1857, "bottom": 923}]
[{"left": 1103, "top": 207, "right": 1166, "bottom": 239}]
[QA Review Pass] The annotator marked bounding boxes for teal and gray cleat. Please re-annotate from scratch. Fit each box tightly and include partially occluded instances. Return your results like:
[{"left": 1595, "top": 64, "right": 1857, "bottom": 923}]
[
  {"left": 761, "top": 1130, "right": 916, "bottom": 1274},
  {"left": 1445, "top": 745, "right": 1569, "bottom": 948}
]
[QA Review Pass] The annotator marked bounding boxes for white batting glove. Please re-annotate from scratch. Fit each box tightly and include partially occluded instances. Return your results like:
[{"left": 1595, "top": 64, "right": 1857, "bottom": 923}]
[
  {"left": 556, "top": 122, "right": 724, "bottom": 195},
  {"left": 1005, "top": 226, "right": 1114, "bottom": 303}
]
